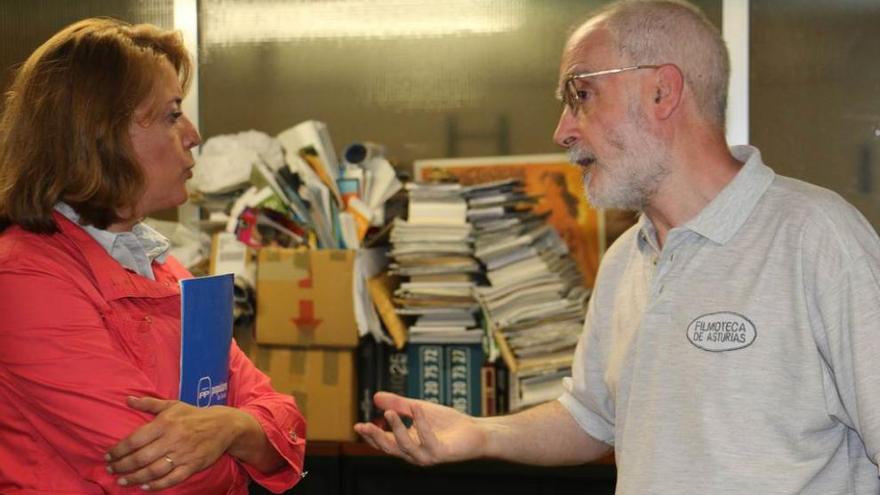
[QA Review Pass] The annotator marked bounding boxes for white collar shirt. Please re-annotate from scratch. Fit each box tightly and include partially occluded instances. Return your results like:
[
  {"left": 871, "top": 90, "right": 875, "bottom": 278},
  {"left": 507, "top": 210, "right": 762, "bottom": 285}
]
[{"left": 55, "top": 203, "right": 170, "bottom": 280}]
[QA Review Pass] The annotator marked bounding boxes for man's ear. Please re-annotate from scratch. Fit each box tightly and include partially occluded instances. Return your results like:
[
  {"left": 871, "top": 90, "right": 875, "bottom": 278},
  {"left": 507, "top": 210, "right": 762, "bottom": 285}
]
[{"left": 651, "top": 64, "right": 684, "bottom": 120}]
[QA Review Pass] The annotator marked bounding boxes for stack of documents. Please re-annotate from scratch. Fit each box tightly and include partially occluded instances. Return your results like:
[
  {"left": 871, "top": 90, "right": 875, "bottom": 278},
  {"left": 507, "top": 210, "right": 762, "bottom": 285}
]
[
  {"left": 389, "top": 182, "right": 483, "bottom": 344},
  {"left": 467, "top": 179, "right": 589, "bottom": 399}
]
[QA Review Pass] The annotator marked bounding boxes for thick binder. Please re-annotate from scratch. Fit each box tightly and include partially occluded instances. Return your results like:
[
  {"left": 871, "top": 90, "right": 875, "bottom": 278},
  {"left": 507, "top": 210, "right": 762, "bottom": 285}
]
[{"left": 179, "top": 273, "right": 234, "bottom": 407}]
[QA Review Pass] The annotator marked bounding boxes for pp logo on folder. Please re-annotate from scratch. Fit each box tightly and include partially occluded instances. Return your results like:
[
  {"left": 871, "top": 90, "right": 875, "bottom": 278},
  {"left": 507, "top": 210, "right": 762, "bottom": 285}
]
[{"left": 197, "top": 376, "right": 213, "bottom": 407}]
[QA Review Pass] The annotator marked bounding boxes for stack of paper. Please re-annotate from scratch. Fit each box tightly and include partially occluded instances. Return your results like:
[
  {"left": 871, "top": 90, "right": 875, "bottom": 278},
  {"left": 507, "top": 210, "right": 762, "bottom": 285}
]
[
  {"left": 190, "top": 122, "right": 409, "bottom": 349},
  {"left": 510, "top": 367, "right": 572, "bottom": 411},
  {"left": 465, "top": 179, "right": 590, "bottom": 408},
  {"left": 275, "top": 121, "right": 347, "bottom": 248},
  {"left": 200, "top": 121, "right": 404, "bottom": 251},
  {"left": 387, "top": 182, "right": 482, "bottom": 345}
]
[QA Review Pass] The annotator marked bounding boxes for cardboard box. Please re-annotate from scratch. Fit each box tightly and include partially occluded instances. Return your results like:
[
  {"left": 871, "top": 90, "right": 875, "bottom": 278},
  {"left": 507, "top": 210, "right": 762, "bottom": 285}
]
[
  {"left": 255, "top": 345, "right": 356, "bottom": 441},
  {"left": 256, "top": 248, "right": 358, "bottom": 347}
]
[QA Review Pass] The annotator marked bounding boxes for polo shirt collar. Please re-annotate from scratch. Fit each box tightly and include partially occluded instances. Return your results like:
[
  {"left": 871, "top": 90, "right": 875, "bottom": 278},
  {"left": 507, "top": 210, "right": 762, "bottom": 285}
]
[
  {"left": 684, "top": 145, "right": 775, "bottom": 245},
  {"left": 636, "top": 215, "right": 661, "bottom": 254},
  {"left": 637, "top": 145, "right": 775, "bottom": 249}
]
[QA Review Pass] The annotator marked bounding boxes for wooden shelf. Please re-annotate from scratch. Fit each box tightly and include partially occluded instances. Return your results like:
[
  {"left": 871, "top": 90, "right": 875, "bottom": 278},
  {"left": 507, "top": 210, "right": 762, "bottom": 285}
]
[
  {"left": 252, "top": 441, "right": 616, "bottom": 495},
  {"left": 307, "top": 440, "right": 615, "bottom": 465}
]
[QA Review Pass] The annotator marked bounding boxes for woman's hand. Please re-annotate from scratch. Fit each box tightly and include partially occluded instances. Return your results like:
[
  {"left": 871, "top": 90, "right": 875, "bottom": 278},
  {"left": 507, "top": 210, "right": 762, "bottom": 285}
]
[{"left": 105, "top": 396, "right": 245, "bottom": 490}]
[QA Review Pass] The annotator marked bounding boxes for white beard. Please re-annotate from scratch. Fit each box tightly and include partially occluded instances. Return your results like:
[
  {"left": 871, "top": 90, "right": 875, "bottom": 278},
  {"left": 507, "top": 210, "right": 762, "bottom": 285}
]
[{"left": 568, "top": 104, "right": 669, "bottom": 211}]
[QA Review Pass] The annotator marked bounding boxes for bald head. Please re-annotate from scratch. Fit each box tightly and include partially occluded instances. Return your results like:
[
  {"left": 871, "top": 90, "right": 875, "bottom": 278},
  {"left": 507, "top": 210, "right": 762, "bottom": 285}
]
[{"left": 570, "top": 0, "right": 729, "bottom": 128}]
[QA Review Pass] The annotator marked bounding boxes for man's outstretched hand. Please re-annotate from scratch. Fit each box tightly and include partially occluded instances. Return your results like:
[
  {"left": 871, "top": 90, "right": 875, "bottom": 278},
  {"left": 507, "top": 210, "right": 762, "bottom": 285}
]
[{"left": 353, "top": 391, "right": 489, "bottom": 466}]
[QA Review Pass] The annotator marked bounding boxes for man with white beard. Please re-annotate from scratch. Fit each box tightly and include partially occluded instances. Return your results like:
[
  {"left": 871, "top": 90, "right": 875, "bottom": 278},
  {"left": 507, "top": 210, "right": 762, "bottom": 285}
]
[{"left": 355, "top": 1, "right": 880, "bottom": 493}]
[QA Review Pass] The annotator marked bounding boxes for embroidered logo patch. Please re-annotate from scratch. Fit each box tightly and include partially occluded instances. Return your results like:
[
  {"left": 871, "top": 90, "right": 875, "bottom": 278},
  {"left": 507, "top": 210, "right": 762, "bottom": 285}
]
[{"left": 686, "top": 311, "right": 756, "bottom": 352}]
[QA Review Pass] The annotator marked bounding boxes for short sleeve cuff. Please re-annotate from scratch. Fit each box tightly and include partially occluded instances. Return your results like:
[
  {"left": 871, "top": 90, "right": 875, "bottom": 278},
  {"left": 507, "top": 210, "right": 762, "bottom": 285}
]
[{"left": 558, "top": 391, "right": 615, "bottom": 446}]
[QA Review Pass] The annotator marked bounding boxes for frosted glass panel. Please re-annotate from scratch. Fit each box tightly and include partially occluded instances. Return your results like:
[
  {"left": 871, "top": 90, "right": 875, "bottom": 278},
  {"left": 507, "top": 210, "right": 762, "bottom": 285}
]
[
  {"left": 1, "top": 0, "right": 723, "bottom": 172},
  {"left": 199, "top": 0, "right": 721, "bottom": 168},
  {"left": 0, "top": 0, "right": 174, "bottom": 108},
  {"left": 751, "top": 1, "right": 880, "bottom": 228}
]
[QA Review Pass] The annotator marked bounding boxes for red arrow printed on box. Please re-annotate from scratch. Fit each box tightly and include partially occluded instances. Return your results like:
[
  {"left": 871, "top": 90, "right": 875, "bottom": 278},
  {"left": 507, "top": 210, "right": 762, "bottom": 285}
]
[{"left": 290, "top": 299, "right": 322, "bottom": 331}]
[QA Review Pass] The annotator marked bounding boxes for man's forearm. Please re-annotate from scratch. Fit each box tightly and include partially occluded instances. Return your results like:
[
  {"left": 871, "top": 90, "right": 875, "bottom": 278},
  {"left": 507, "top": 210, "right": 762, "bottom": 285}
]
[{"left": 477, "top": 400, "right": 611, "bottom": 466}]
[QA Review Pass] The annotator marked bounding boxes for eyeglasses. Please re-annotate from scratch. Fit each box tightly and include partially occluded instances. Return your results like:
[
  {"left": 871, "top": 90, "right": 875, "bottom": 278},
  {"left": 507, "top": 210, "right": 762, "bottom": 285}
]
[{"left": 557, "top": 64, "right": 662, "bottom": 116}]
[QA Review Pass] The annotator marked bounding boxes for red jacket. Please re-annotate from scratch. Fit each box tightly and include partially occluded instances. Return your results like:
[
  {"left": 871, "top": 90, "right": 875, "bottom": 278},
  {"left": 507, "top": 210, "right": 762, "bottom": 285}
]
[{"left": 0, "top": 213, "right": 305, "bottom": 494}]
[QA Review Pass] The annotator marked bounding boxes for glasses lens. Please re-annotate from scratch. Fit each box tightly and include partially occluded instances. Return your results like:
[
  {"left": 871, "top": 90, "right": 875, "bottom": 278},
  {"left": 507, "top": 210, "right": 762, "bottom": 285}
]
[{"left": 565, "top": 78, "right": 579, "bottom": 115}]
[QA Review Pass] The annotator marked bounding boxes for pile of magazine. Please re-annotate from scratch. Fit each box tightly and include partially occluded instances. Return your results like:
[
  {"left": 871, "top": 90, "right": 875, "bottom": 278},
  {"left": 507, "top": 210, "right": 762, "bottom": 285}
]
[{"left": 468, "top": 179, "right": 589, "bottom": 410}]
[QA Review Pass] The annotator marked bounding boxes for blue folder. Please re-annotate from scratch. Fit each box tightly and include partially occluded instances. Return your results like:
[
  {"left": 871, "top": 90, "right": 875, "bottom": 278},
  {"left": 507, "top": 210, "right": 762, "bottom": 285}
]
[{"left": 178, "top": 273, "right": 234, "bottom": 407}]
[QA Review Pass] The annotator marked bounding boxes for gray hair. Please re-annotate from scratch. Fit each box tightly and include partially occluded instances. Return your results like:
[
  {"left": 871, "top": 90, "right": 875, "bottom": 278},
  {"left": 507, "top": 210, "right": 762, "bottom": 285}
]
[{"left": 585, "top": 0, "right": 730, "bottom": 127}]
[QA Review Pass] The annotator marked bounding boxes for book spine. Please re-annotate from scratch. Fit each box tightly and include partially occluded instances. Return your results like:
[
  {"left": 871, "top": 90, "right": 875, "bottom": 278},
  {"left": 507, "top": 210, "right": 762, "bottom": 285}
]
[
  {"left": 406, "top": 344, "right": 445, "bottom": 405},
  {"left": 495, "top": 361, "right": 510, "bottom": 415},
  {"left": 480, "top": 364, "right": 497, "bottom": 417},
  {"left": 386, "top": 347, "right": 408, "bottom": 398},
  {"left": 382, "top": 346, "right": 410, "bottom": 428},
  {"left": 446, "top": 344, "right": 483, "bottom": 416},
  {"left": 356, "top": 335, "right": 378, "bottom": 424}
]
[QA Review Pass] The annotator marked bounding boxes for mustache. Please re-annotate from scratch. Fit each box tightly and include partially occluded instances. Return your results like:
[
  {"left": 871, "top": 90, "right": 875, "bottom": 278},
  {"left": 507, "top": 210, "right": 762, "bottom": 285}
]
[{"left": 567, "top": 144, "right": 596, "bottom": 166}]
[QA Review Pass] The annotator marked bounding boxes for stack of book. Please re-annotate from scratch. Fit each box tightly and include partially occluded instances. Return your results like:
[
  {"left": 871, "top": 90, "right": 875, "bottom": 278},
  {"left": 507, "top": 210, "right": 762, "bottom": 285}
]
[
  {"left": 467, "top": 179, "right": 589, "bottom": 411},
  {"left": 368, "top": 178, "right": 591, "bottom": 416},
  {"left": 384, "top": 182, "right": 485, "bottom": 415}
]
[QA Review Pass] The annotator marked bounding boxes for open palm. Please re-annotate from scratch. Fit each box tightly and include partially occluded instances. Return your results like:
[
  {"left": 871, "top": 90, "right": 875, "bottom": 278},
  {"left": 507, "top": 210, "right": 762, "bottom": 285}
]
[{"left": 354, "top": 392, "right": 488, "bottom": 466}]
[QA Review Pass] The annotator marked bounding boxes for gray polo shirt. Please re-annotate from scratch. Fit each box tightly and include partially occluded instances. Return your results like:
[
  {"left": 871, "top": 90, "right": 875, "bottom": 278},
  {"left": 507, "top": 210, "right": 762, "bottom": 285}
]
[{"left": 560, "top": 145, "right": 880, "bottom": 494}]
